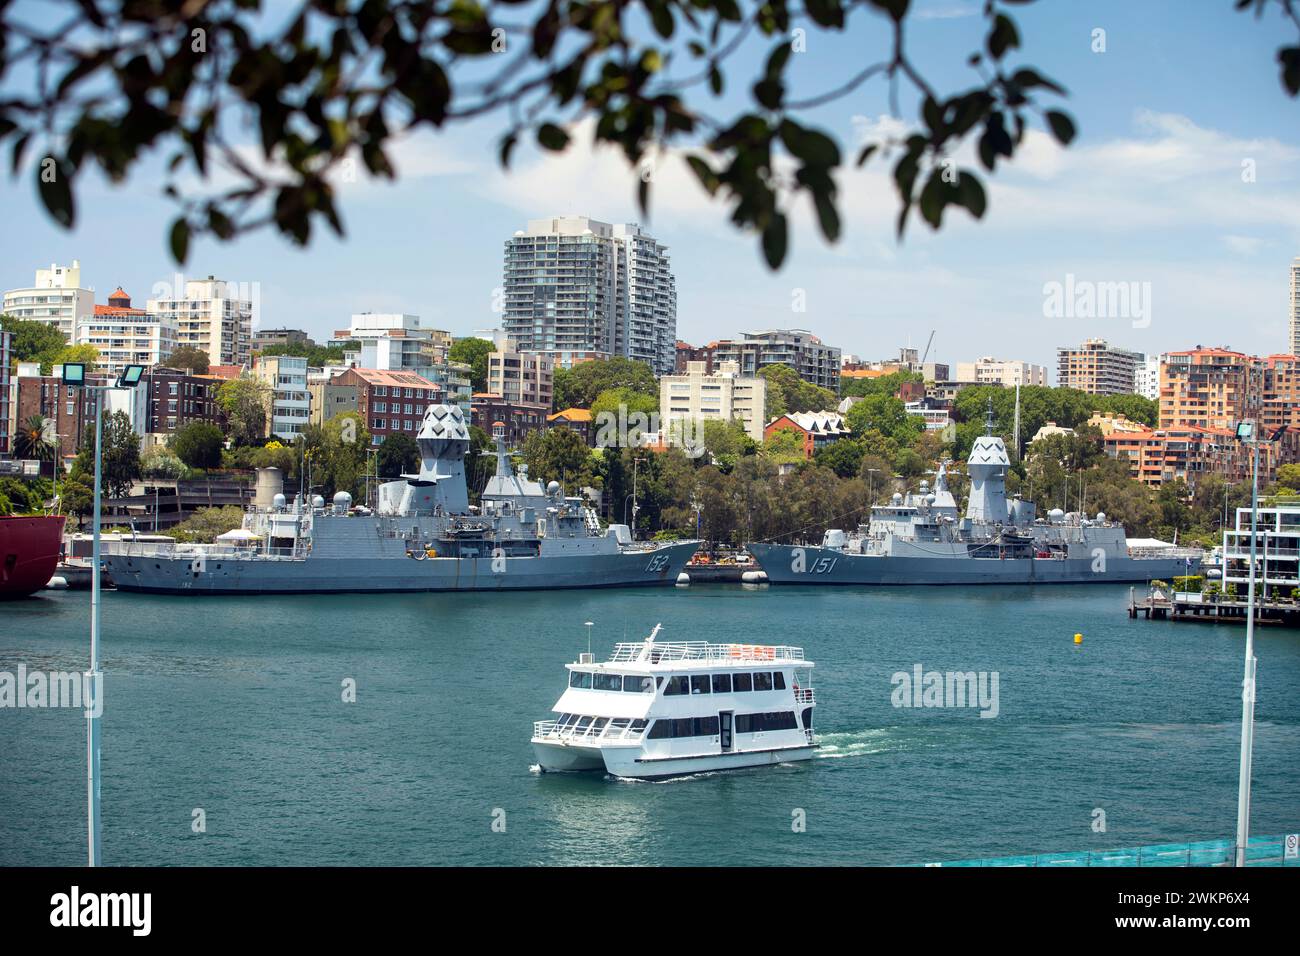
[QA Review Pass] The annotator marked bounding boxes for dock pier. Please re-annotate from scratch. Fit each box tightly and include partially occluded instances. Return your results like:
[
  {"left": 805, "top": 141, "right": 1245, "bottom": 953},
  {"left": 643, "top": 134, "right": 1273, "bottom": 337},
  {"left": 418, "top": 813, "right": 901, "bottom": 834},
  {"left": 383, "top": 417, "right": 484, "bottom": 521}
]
[{"left": 1128, "top": 586, "right": 1300, "bottom": 627}]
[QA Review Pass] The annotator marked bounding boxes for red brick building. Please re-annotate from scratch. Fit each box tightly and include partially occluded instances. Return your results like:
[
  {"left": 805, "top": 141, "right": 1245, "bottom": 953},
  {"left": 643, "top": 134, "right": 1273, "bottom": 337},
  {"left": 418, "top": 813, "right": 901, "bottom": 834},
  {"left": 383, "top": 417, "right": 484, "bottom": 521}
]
[
  {"left": 470, "top": 393, "right": 549, "bottom": 446},
  {"left": 142, "top": 367, "right": 224, "bottom": 441},
  {"left": 334, "top": 367, "right": 442, "bottom": 446}
]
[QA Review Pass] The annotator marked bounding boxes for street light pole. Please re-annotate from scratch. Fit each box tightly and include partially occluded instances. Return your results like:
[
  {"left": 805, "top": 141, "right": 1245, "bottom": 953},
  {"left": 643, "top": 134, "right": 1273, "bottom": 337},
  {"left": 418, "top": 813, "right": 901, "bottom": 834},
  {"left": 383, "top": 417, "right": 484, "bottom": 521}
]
[
  {"left": 1234, "top": 422, "right": 1260, "bottom": 868},
  {"left": 62, "top": 361, "right": 145, "bottom": 868},
  {"left": 87, "top": 384, "right": 104, "bottom": 868}
]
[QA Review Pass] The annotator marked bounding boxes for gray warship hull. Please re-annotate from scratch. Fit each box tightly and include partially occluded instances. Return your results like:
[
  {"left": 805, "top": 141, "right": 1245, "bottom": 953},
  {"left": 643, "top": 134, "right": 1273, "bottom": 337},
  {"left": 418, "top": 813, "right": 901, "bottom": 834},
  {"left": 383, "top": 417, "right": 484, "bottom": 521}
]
[
  {"left": 747, "top": 543, "right": 1196, "bottom": 586},
  {"left": 106, "top": 536, "right": 699, "bottom": 594}
]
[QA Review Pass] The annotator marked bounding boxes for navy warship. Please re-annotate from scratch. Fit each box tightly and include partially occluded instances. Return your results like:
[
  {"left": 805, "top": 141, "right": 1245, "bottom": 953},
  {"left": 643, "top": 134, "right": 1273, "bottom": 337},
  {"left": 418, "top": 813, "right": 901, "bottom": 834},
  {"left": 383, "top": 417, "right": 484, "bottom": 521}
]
[
  {"left": 105, "top": 404, "right": 698, "bottom": 594},
  {"left": 748, "top": 419, "right": 1202, "bottom": 586}
]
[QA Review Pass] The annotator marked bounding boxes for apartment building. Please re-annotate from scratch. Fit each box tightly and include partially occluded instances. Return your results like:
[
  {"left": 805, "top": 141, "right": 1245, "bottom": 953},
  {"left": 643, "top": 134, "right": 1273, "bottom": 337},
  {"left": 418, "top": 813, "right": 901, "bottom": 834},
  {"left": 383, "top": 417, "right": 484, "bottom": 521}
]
[
  {"left": 75, "top": 287, "right": 176, "bottom": 378},
  {"left": 334, "top": 367, "right": 442, "bottom": 446},
  {"left": 1158, "top": 348, "right": 1264, "bottom": 431},
  {"left": 502, "top": 216, "right": 677, "bottom": 374},
  {"left": 709, "top": 330, "right": 841, "bottom": 392},
  {"left": 953, "top": 356, "right": 1048, "bottom": 388},
  {"left": 146, "top": 275, "right": 253, "bottom": 368},
  {"left": 252, "top": 354, "right": 311, "bottom": 441},
  {"left": 142, "top": 366, "right": 223, "bottom": 445},
  {"left": 487, "top": 348, "right": 554, "bottom": 409},
  {"left": 3, "top": 260, "right": 94, "bottom": 341},
  {"left": 1056, "top": 338, "right": 1144, "bottom": 395},
  {"left": 659, "top": 360, "right": 768, "bottom": 444}
]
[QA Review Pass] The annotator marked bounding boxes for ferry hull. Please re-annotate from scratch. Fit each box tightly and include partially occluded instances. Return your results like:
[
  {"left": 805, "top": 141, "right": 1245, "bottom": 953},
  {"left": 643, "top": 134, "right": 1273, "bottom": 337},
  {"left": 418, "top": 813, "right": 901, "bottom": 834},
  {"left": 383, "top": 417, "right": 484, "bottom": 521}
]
[
  {"left": 602, "top": 744, "right": 817, "bottom": 779},
  {"left": 531, "top": 741, "right": 607, "bottom": 772},
  {"left": 0, "top": 515, "right": 66, "bottom": 599},
  {"left": 747, "top": 543, "right": 1196, "bottom": 586},
  {"left": 104, "top": 541, "right": 699, "bottom": 594}
]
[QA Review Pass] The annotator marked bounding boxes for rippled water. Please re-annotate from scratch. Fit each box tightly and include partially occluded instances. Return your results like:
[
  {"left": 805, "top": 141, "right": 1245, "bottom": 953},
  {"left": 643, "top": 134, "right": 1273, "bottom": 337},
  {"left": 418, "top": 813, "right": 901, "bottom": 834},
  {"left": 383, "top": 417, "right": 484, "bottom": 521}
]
[{"left": 1, "top": 584, "right": 1297, "bottom": 866}]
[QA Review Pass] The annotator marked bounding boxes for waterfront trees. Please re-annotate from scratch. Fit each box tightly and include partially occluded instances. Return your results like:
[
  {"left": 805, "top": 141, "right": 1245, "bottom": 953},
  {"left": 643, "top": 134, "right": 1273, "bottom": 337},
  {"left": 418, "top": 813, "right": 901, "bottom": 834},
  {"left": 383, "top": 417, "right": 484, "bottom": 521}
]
[
  {"left": 552, "top": 358, "right": 657, "bottom": 412},
  {"left": 170, "top": 422, "right": 225, "bottom": 470},
  {"left": 377, "top": 433, "right": 420, "bottom": 480},
  {"left": 216, "top": 378, "right": 271, "bottom": 447}
]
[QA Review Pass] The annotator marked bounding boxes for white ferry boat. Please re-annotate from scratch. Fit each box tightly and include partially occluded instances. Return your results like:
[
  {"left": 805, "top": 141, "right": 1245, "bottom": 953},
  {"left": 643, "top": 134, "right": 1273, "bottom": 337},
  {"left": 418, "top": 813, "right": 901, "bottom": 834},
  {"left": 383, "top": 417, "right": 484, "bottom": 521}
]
[{"left": 531, "top": 625, "right": 817, "bottom": 779}]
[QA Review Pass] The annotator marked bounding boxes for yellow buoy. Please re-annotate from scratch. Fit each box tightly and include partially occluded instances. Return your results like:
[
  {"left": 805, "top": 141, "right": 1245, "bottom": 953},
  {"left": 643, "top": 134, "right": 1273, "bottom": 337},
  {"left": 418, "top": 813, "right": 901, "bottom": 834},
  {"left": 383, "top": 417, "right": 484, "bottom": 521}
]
[{"left": 1074, "top": 633, "right": 1083, "bottom": 644}]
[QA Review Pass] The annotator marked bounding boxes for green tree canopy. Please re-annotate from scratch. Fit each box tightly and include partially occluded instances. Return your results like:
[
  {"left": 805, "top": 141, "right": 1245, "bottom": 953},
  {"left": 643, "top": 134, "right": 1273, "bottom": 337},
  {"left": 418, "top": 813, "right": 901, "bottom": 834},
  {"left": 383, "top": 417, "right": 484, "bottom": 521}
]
[
  {"left": 553, "top": 358, "right": 657, "bottom": 411},
  {"left": 377, "top": 432, "right": 420, "bottom": 480},
  {"left": 759, "top": 364, "right": 837, "bottom": 421},
  {"left": 521, "top": 426, "right": 596, "bottom": 493},
  {"left": 258, "top": 342, "right": 347, "bottom": 368},
  {"left": 163, "top": 345, "right": 211, "bottom": 374},
  {"left": 1, "top": 314, "right": 66, "bottom": 369},
  {"left": 448, "top": 338, "right": 495, "bottom": 393},
  {"left": 216, "top": 377, "right": 271, "bottom": 447},
  {"left": 71, "top": 410, "right": 141, "bottom": 498},
  {"left": 170, "top": 421, "right": 226, "bottom": 469},
  {"left": 46, "top": 343, "right": 100, "bottom": 376}
]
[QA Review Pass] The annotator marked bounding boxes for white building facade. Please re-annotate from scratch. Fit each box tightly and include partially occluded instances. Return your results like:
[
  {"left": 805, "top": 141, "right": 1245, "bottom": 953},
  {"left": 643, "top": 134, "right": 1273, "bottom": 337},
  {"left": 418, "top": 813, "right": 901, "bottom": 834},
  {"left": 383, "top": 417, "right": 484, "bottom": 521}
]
[
  {"left": 146, "top": 276, "right": 253, "bottom": 368},
  {"left": 75, "top": 287, "right": 177, "bottom": 379},
  {"left": 660, "top": 360, "right": 767, "bottom": 444},
  {"left": 1135, "top": 354, "right": 1162, "bottom": 401},
  {"left": 3, "top": 260, "right": 95, "bottom": 341},
  {"left": 954, "top": 356, "right": 1048, "bottom": 387},
  {"left": 253, "top": 354, "right": 311, "bottom": 440}
]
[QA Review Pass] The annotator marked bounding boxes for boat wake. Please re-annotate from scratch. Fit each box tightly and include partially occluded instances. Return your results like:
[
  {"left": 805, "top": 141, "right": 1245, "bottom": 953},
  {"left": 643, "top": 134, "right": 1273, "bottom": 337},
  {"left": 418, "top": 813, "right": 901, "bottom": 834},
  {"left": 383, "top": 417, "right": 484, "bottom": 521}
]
[{"left": 814, "top": 729, "right": 894, "bottom": 760}]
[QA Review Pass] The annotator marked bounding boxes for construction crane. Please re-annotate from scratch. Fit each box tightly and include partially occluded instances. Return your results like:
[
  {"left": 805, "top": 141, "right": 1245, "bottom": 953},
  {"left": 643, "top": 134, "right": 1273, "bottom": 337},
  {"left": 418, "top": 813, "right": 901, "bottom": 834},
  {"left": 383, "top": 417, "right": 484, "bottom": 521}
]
[{"left": 919, "top": 330, "right": 936, "bottom": 367}]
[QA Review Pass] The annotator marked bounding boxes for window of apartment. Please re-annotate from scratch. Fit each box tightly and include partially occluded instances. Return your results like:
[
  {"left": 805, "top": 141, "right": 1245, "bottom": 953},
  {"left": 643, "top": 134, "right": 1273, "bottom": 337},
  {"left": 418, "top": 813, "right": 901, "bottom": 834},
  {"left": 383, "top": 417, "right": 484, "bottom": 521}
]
[
  {"left": 375, "top": 402, "right": 386, "bottom": 413},
  {"left": 372, "top": 419, "right": 386, "bottom": 430}
]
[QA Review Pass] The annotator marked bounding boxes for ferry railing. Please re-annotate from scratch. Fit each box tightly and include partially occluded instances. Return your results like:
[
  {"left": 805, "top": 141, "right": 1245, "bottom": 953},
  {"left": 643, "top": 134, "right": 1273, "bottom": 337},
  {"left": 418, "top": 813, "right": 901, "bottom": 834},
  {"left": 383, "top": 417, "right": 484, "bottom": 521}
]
[
  {"left": 607, "top": 641, "right": 806, "bottom": 663},
  {"left": 793, "top": 687, "right": 816, "bottom": 705},
  {"left": 533, "top": 719, "right": 648, "bottom": 742}
]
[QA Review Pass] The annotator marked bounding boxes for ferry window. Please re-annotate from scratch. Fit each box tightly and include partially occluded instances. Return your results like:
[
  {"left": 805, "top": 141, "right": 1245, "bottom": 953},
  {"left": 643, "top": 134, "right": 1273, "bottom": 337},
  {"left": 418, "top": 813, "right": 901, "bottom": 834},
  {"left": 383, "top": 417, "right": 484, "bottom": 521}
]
[
  {"left": 590, "top": 717, "right": 609, "bottom": 735},
  {"left": 712, "top": 673, "right": 732, "bottom": 693},
  {"left": 694, "top": 716, "right": 719, "bottom": 737},
  {"left": 648, "top": 720, "right": 672, "bottom": 739},
  {"left": 690, "top": 675, "right": 711, "bottom": 695},
  {"left": 592, "top": 673, "right": 622, "bottom": 691},
  {"left": 630, "top": 719, "right": 647, "bottom": 732},
  {"left": 569, "top": 671, "right": 592, "bottom": 689},
  {"left": 773, "top": 672, "right": 786, "bottom": 690},
  {"left": 753, "top": 672, "right": 773, "bottom": 691},
  {"left": 735, "top": 714, "right": 752, "bottom": 733},
  {"left": 624, "top": 676, "right": 654, "bottom": 693},
  {"left": 663, "top": 675, "right": 690, "bottom": 696},
  {"left": 733, "top": 673, "right": 752, "bottom": 692},
  {"left": 670, "top": 718, "right": 691, "bottom": 738},
  {"left": 574, "top": 716, "right": 592, "bottom": 732}
]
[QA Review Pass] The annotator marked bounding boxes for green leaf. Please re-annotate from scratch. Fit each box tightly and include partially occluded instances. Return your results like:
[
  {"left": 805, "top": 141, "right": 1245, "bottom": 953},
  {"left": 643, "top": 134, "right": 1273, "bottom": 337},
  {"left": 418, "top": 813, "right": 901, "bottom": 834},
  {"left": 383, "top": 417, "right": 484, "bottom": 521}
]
[
  {"left": 537, "top": 123, "right": 570, "bottom": 151},
  {"left": 813, "top": 191, "right": 840, "bottom": 242},
  {"left": 987, "top": 14, "right": 1019, "bottom": 59},
  {"left": 169, "top": 217, "right": 190, "bottom": 264},
  {"left": 499, "top": 132, "right": 518, "bottom": 168},
  {"left": 1045, "top": 110, "right": 1076, "bottom": 145},
  {"left": 856, "top": 143, "right": 878, "bottom": 167},
  {"left": 762, "top": 213, "right": 788, "bottom": 269},
  {"left": 1279, "top": 47, "right": 1300, "bottom": 97},
  {"left": 36, "top": 155, "right": 74, "bottom": 228},
  {"left": 686, "top": 155, "right": 720, "bottom": 195},
  {"left": 956, "top": 171, "right": 987, "bottom": 219}
]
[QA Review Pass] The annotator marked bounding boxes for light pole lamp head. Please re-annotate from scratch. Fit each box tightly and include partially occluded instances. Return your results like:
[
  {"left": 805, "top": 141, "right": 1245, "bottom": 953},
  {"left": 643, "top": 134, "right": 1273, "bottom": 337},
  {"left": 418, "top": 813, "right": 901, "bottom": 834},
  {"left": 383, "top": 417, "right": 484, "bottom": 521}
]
[
  {"left": 1236, "top": 421, "right": 1255, "bottom": 442},
  {"left": 117, "top": 364, "right": 146, "bottom": 388},
  {"left": 61, "top": 362, "right": 86, "bottom": 386}
]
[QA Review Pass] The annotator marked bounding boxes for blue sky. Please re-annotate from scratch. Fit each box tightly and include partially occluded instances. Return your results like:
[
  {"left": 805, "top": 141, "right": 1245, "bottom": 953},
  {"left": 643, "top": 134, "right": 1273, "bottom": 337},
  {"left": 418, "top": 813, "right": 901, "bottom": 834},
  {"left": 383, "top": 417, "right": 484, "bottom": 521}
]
[{"left": 2, "top": 0, "right": 1297, "bottom": 374}]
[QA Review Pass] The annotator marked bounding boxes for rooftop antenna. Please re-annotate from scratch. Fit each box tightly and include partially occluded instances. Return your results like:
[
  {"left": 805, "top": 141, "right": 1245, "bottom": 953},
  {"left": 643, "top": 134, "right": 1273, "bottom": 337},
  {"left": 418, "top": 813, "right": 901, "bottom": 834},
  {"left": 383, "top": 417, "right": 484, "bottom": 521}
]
[
  {"left": 584, "top": 620, "right": 593, "bottom": 658},
  {"left": 985, "top": 396, "right": 995, "bottom": 436}
]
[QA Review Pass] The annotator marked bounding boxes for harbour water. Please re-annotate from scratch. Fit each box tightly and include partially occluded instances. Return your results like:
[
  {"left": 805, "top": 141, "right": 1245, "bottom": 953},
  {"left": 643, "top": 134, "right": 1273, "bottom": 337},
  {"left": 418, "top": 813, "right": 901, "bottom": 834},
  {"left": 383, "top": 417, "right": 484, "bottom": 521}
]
[{"left": 1, "top": 585, "right": 1297, "bottom": 866}]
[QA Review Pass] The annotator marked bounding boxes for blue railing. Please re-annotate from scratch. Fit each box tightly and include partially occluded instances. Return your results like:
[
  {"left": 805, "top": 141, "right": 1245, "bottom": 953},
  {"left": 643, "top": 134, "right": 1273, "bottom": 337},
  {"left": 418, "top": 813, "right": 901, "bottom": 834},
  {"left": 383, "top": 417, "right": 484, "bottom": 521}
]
[{"left": 926, "top": 833, "right": 1298, "bottom": 867}]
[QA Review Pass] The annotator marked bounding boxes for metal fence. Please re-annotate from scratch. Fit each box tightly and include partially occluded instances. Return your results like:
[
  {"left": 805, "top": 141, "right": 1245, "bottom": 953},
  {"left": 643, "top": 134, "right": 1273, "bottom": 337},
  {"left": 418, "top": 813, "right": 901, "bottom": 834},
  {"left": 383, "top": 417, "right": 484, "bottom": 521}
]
[{"left": 927, "top": 833, "right": 1299, "bottom": 867}]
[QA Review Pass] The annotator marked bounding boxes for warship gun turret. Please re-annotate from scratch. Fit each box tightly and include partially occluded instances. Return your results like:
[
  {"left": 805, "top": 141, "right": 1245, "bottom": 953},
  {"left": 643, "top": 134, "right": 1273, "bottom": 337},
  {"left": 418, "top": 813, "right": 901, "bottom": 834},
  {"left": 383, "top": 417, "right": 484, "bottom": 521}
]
[{"left": 105, "top": 405, "right": 698, "bottom": 594}]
